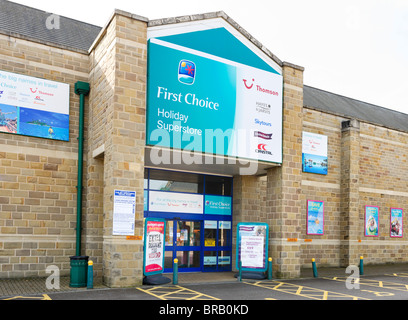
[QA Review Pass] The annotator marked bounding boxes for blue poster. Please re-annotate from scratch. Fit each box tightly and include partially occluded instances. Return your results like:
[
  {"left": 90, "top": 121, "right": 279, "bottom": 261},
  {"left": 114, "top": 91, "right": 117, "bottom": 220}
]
[{"left": 307, "top": 200, "right": 324, "bottom": 235}]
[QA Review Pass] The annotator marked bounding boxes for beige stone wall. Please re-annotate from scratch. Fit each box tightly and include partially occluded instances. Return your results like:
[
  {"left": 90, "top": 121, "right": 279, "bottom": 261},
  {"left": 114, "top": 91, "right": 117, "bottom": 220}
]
[
  {"left": 88, "top": 12, "right": 148, "bottom": 287},
  {"left": 0, "top": 34, "right": 90, "bottom": 278},
  {"left": 301, "top": 109, "right": 408, "bottom": 268}
]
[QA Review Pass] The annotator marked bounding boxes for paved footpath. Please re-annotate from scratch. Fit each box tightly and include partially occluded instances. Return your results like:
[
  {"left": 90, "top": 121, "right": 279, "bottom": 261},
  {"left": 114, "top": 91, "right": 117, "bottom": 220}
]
[{"left": 2, "top": 264, "right": 408, "bottom": 305}]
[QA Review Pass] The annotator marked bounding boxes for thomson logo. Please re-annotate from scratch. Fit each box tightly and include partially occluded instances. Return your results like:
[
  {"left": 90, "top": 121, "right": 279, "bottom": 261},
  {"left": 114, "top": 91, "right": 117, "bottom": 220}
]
[{"left": 242, "top": 78, "right": 279, "bottom": 96}]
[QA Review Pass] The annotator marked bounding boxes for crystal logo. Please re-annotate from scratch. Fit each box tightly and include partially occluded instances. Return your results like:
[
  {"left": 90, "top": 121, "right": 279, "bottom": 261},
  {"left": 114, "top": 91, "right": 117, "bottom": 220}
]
[
  {"left": 256, "top": 143, "right": 272, "bottom": 155},
  {"left": 178, "top": 60, "right": 196, "bottom": 85}
]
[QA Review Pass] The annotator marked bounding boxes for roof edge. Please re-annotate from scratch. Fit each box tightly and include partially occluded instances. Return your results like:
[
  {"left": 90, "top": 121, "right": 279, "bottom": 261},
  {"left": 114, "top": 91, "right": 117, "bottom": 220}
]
[
  {"left": 88, "top": 9, "right": 149, "bottom": 53},
  {"left": 148, "top": 11, "right": 284, "bottom": 68}
]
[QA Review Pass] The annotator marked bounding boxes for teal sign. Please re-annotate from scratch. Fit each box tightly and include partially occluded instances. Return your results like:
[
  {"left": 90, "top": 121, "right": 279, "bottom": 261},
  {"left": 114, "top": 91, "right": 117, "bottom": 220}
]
[
  {"left": 205, "top": 195, "right": 232, "bottom": 215},
  {"left": 147, "top": 24, "right": 283, "bottom": 164}
]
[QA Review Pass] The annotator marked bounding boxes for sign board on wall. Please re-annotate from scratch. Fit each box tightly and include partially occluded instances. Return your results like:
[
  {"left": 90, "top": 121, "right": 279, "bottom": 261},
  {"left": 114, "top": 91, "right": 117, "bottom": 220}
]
[
  {"left": 113, "top": 190, "right": 136, "bottom": 236},
  {"left": 236, "top": 222, "right": 269, "bottom": 272},
  {"left": 307, "top": 200, "right": 324, "bottom": 235},
  {"left": 143, "top": 218, "right": 166, "bottom": 276},
  {"left": 147, "top": 21, "right": 283, "bottom": 164},
  {"left": 0, "top": 69, "right": 70, "bottom": 141},
  {"left": 302, "top": 132, "right": 328, "bottom": 175},
  {"left": 149, "top": 190, "right": 204, "bottom": 214}
]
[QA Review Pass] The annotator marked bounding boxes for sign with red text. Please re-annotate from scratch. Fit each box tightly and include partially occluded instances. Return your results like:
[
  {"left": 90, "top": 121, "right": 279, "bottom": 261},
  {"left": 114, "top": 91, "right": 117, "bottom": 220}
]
[{"left": 143, "top": 218, "right": 166, "bottom": 276}]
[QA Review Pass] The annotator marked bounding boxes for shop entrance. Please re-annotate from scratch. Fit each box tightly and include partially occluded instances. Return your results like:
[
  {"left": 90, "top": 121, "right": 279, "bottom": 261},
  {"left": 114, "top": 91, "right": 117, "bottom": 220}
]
[
  {"left": 164, "top": 219, "right": 202, "bottom": 272},
  {"left": 144, "top": 169, "right": 233, "bottom": 274}
]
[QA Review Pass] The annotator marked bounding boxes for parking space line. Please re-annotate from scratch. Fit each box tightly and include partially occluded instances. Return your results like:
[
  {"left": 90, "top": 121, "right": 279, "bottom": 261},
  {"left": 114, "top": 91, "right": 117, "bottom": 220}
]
[
  {"left": 137, "top": 285, "right": 220, "bottom": 300},
  {"left": 3, "top": 294, "right": 51, "bottom": 300},
  {"left": 245, "top": 280, "right": 369, "bottom": 300},
  {"left": 325, "top": 277, "right": 408, "bottom": 292}
]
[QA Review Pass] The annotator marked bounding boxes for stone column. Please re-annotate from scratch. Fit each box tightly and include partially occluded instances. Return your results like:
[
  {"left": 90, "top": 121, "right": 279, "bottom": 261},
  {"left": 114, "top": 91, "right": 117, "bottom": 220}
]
[
  {"left": 340, "top": 119, "right": 360, "bottom": 267},
  {"left": 266, "top": 62, "right": 304, "bottom": 278},
  {"left": 232, "top": 175, "right": 261, "bottom": 270},
  {"left": 88, "top": 11, "right": 148, "bottom": 287}
]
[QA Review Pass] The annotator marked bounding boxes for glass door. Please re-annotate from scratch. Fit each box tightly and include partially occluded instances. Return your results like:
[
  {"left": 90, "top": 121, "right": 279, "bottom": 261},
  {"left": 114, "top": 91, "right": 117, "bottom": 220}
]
[{"left": 164, "top": 219, "right": 202, "bottom": 273}]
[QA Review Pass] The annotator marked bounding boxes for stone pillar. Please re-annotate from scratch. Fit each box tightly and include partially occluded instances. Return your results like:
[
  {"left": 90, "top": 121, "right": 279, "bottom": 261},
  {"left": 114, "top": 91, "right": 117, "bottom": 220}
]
[
  {"left": 340, "top": 119, "right": 360, "bottom": 267},
  {"left": 266, "top": 62, "right": 304, "bottom": 278},
  {"left": 88, "top": 11, "right": 148, "bottom": 287},
  {"left": 232, "top": 175, "right": 261, "bottom": 270}
]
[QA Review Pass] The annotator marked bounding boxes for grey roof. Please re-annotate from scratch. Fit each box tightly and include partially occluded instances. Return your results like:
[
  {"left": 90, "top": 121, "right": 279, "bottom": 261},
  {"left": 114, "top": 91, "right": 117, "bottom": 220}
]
[
  {"left": 0, "top": 0, "right": 102, "bottom": 52},
  {"left": 304, "top": 85, "right": 408, "bottom": 133},
  {"left": 1, "top": 1, "right": 406, "bottom": 133}
]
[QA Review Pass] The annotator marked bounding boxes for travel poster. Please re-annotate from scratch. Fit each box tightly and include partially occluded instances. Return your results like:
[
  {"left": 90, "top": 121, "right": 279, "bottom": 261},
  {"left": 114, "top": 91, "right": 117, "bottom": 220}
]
[
  {"left": 302, "top": 132, "right": 328, "bottom": 175},
  {"left": 307, "top": 200, "right": 324, "bottom": 235},
  {"left": 365, "top": 206, "right": 379, "bottom": 237},
  {"left": 390, "top": 208, "right": 403, "bottom": 238},
  {"left": 0, "top": 69, "right": 70, "bottom": 141}
]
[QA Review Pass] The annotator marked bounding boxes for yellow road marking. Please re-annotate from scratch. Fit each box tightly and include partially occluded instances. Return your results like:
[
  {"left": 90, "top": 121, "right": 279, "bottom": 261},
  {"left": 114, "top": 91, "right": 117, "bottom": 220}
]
[
  {"left": 324, "top": 277, "right": 408, "bottom": 292},
  {"left": 137, "top": 285, "right": 220, "bottom": 301},
  {"left": 245, "top": 280, "right": 368, "bottom": 300},
  {"left": 3, "top": 294, "right": 51, "bottom": 300}
]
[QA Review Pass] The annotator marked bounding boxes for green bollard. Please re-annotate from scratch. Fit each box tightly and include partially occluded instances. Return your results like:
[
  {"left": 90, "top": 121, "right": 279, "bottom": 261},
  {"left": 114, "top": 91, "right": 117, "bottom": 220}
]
[
  {"left": 312, "top": 258, "right": 318, "bottom": 278},
  {"left": 87, "top": 260, "right": 93, "bottom": 289},
  {"left": 268, "top": 258, "right": 273, "bottom": 280},
  {"left": 238, "top": 260, "right": 243, "bottom": 282},
  {"left": 173, "top": 259, "right": 179, "bottom": 285},
  {"left": 360, "top": 256, "right": 364, "bottom": 276}
]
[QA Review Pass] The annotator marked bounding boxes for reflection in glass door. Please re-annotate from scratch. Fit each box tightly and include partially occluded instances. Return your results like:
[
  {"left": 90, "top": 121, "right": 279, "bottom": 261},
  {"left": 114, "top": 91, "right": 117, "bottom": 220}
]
[{"left": 164, "top": 220, "right": 202, "bottom": 272}]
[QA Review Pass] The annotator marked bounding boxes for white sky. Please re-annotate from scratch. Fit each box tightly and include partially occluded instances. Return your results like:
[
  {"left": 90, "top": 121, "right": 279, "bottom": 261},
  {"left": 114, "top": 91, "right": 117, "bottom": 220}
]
[{"left": 10, "top": 0, "right": 408, "bottom": 114}]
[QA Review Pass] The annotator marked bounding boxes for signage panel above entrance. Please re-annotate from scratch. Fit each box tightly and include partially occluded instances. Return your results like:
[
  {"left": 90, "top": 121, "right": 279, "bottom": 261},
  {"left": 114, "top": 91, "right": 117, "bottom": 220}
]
[{"left": 147, "top": 19, "right": 283, "bottom": 165}]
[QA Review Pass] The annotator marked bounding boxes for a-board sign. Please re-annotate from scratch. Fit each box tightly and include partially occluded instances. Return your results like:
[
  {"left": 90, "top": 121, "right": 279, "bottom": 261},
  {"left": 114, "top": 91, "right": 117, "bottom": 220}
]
[
  {"left": 143, "top": 218, "right": 166, "bottom": 276},
  {"left": 236, "top": 222, "right": 269, "bottom": 272}
]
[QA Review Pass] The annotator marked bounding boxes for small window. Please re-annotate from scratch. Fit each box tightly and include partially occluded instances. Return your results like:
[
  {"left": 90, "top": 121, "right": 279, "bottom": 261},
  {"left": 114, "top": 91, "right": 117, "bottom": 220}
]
[{"left": 205, "top": 175, "right": 232, "bottom": 196}]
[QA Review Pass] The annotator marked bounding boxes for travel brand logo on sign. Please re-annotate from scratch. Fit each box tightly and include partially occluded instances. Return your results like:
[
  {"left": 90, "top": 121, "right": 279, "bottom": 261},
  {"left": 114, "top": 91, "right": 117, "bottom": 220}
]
[
  {"left": 178, "top": 60, "right": 196, "bottom": 85},
  {"left": 146, "top": 36, "right": 283, "bottom": 169},
  {"left": 0, "top": 69, "right": 70, "bottom": 141}
]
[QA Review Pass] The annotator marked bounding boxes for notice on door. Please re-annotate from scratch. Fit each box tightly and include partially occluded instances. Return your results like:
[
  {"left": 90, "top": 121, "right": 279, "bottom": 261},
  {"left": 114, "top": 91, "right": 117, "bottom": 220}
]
[{"left": 112, "top": 190, "right": 136, "bottom": 236}]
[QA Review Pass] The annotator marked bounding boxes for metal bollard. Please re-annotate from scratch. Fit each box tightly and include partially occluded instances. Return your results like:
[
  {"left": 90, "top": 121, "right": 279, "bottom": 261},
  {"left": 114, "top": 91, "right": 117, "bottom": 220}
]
[
  {"left": 312, "top": 258, "right": 318, "bottom": 278},
  {"left": 173, "top": 259, "right": 179, "bottom": 285},
  {"left": 87, "top": 260, "right": 93, "bottom": 289},
  {"left": 268, "top": 258, "right": 273, "bottom": 280},
  {"left": 238, "top": 260, "right": 242, "bottom": 282},
  {"left": 360, "top": 256, "right": 364, "bottom": 276}
]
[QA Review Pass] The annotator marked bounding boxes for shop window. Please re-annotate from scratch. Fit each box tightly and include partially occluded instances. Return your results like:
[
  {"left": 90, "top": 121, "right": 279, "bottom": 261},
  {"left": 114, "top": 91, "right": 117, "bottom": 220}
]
[
  {"left": 218, "top": 221, "right": 232, "bottom": 247},
  {"left": 205, "top": 175, "right": 232, "bottom": 196},
  {"left": 149, "top": 169, "right": 204, "bottom": 194}
]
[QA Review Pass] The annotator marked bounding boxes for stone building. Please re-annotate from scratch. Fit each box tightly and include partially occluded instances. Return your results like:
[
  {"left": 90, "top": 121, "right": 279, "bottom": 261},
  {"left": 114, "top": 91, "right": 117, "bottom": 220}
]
[{"left": 1, "top": 0, "right": 407, "bottom": 287}]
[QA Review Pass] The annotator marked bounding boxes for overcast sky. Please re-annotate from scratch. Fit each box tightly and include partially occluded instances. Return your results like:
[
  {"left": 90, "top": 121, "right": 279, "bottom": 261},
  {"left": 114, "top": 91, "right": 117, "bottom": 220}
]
[{"left": 10, "top": 0, "right": 408, "bottom": 114}]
